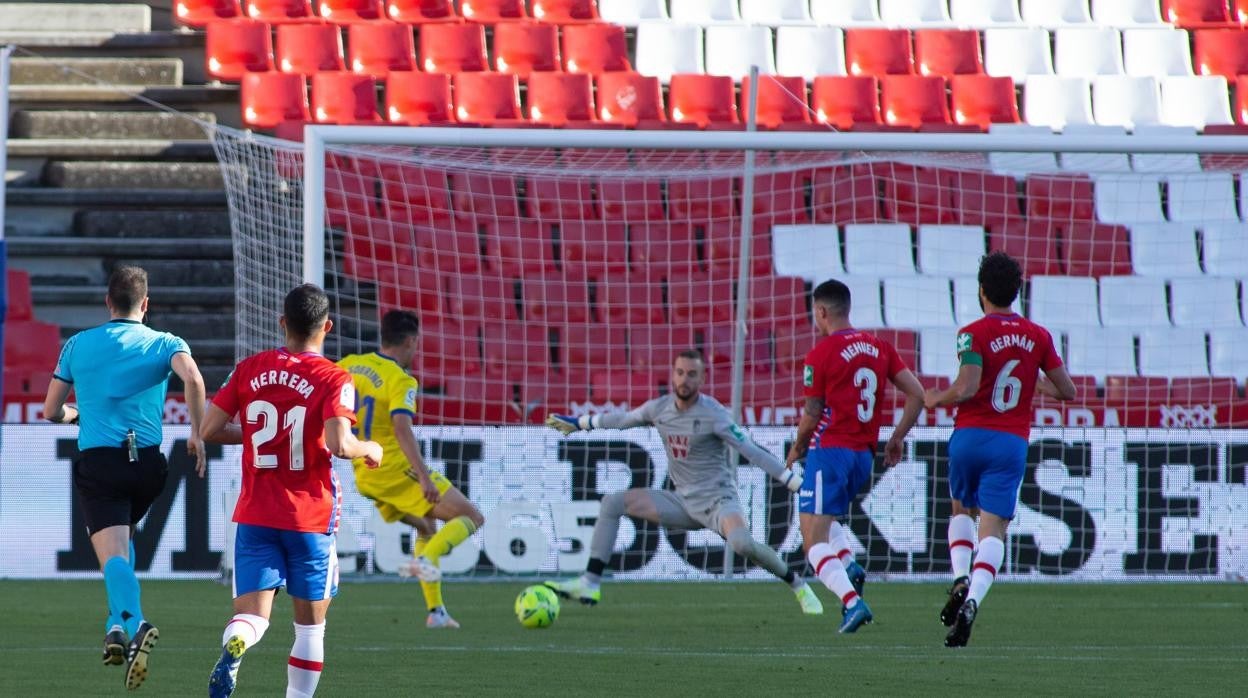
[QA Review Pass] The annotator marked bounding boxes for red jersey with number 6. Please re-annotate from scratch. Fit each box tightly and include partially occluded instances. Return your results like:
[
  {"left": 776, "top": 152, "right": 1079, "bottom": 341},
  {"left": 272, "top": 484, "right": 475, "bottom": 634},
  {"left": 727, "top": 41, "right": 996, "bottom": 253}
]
[
  {"left": 803, "top": 329, "right": 907, "bottom": 451},
  {"left": 954, "top": 313, "right": 1062, "bottom": 440},
  {"left": 212, "top": 348, "right": 357, "bottom": 534}
]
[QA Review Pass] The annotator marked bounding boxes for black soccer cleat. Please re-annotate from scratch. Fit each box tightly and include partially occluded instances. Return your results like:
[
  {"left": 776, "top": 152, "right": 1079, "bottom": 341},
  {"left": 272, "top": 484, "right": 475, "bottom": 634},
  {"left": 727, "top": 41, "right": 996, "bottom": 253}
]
[
  {"left": 944, "top": 598, "right": 978, "bottom": 648},
  {"left": 940, "top": 575, "right": 970, "bottom": 627},
  {"left": 124, "top": 621, "right": 159, "bottom": 690},
  {"left": 102, "top": 628, "right": 127, "bottom": 666}
]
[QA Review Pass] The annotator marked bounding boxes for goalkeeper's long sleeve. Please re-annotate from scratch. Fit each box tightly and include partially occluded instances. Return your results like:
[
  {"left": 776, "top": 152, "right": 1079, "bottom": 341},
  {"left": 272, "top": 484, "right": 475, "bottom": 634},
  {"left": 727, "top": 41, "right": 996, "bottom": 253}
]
[
  {"left": 592, "top": 399, "right": 658, "bottom": 430},
  {"left": 712, "top": 412, "right": 788, "bottom": 481}
]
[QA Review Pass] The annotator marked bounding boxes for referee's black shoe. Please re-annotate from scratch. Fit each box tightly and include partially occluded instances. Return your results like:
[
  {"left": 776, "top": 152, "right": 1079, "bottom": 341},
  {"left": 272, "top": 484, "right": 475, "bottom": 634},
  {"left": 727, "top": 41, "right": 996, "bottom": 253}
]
[
  {"left": 944, "top": 598, "right": 978, "bottom": 648},
  {"left": 102, "top": 628, "right": 127, "bottom": 666},
  {"left": 124, "top": 621, "right": 159, "bottom": 690},
  {"left": 940, "top": 575, "right": 970, "bottom": 627}
]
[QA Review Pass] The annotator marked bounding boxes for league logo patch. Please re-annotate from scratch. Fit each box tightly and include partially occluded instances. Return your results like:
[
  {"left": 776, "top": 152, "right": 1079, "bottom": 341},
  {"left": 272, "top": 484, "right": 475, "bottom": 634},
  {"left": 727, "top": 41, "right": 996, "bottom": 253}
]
[
  {"left": 340, "top": 383, "right": 356, "bottom": 410},
  {"left": 404, "top": 387, "right": 417, "bottom": 408},
  {"left": 957, "top": 332, "right": 973, "bottom": 355},
  {"left": 803, "top": 365, "right": 814, "bottom": 387},
  {"left": 728, "top": 424, "right": 747, "bottom": 442}
]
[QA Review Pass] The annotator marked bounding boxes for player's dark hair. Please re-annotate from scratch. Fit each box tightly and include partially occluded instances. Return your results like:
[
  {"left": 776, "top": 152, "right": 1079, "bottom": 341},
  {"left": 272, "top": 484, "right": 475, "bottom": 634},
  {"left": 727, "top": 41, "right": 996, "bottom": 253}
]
[
  {"left": 380, "top": 309, "right": 420, "bottom": 346},
  {"left": 675, "top": 349, "right": 704, "bottom": 364},
  {"left": 283, "top": 283, "right": 330, "bottom": 339},
  {"left": 811, "top": 278, "right": 851, "bottom": 316},
  {"left": 107, "top": 265, "right": 148, "bottom": 314},
  {"left": 978, "top": 251, "right": 1023, "bottom": 308}
]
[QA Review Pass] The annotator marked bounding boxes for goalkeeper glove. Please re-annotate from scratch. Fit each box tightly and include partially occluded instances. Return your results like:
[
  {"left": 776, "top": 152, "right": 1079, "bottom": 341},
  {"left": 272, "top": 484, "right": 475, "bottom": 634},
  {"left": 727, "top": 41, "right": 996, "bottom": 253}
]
[
  {"left": 545, "top": 413, "right": 594, "bottom": 436},
  {"left": 778, "top": 461, "right": 804, "bottom": 493}
]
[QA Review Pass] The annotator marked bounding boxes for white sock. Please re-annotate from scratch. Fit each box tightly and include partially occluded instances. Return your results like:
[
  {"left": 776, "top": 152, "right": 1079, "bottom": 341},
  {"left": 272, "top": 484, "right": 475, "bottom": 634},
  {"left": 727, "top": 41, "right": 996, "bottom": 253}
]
[
  {"left": 807, "top": 543, "right": 859, "bottom": 608},
  {"left": 829, "top": 521, "right": 856, "bottom": 566},
  {"left": 968, "top": 536, "right": 1004, "bottom": 606},
  {"left": 948, "top": 514, "right": 976, "bottom": 579},
  {"left": 287, "top": 622, "right": 325, "bottom": 697},
  {"left": 223, "top": 613, "right": 269, "bottom": 650}
]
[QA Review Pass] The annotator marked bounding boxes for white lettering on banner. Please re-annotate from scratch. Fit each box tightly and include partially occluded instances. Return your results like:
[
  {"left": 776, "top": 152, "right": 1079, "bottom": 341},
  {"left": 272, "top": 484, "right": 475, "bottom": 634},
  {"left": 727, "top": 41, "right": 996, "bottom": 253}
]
[
  {"left": 2, "top": 425, "right": 1247, "bottom": 580},
  {"left": 1159, "top": 404, "right": 1218, "bottom": 428}
]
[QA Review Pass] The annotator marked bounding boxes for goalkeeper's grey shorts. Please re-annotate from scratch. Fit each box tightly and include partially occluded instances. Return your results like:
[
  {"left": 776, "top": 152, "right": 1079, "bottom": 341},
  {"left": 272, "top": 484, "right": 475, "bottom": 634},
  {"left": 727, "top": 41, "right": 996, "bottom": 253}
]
[{"left": 646, "top": 489, "right": 743, "bottom": 536}]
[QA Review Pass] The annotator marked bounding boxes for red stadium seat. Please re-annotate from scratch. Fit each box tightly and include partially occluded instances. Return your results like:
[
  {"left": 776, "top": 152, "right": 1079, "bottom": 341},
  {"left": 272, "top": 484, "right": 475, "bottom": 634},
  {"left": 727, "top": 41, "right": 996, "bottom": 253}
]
[
  {"left": 449, "top": 171, "right": 521, "bottom": 216},
  {"left": 669, "top": 275, "right": 734, "bottom": 324},
  {"left": 375, "top": 264, "right": 442, "bottom": 316},
  {"left": 599, "top": 179, "right": 664, "bottom": 221},
  {"left": 460, "top": 0, "right": 525, "bottom": 21},
  {"left": 519, "top": 368, "right": 590, "bottom": 408},
  {"left": 811, "top": 76, "right": 882, "bottom": 129},
  {"left": 444, "top": 374, "right": 513, "bottom": 402},
  {"left": 243, "top": 0, "right": 312, "bottom": 22},
  {"left": 527, "top": 175, "right": 598, "bottom": 219},
  {"left": 6, "top": 269, "right": 33, "bottom": 321},
  {"left": 526, "top": 72, "right": 596, "bottom": 126},
  {"left": 704, "top": 221, "right": 771, "bottom": 274},
  {"left": 385, "top": 71, "right": 453, "bottom": 124},
  {"left": 561, "top": 323, "right": 627, "bottom": 369},
  {"left": 1063, "top": 222, "right": 1133, "bottom": 276},
  {"left": 531, "top": 0, "right": 597, "bottom": 22},
  {"left": 414, "top": 320, "right": 480, "bottom": 375},
  {"left": 4, "top": 321, "right": 61, "bottom": 370},
  {"left": 741, "top": 76, "right": 812, "bottom": 129},
  {"left": 988, "top": 220, "right": 1061, "bottom": 276},
  {"left": 384, "top": 0, "right": 456, "bottom": 22},
  {"left": 523, "top": 275, "right": 591, "bottom": 323},
  {"left": 1193, "top": 29, "right": 1248, "bottom": 79},
  {"left": 950, "top": 75, "right": 1020, "bottom": 129},
  {"left": 1105, "top": 376, "right": 1168, "bottom": 405},
  {"left": 629, "top": 326, "right": 696, "bottom": 369},
  {"left": 878, "top": 162, "right": 956, "bottom": 224},
  {"left": 275, "top": 23, "right": 345, "bottom": 76},
  {"left": 774, "top": 323, "right": 819, "bottom": 375},
  {"left": 206, "top": 20, "right": 273, "bottom": 82},
  {"left": 486, "top": 220, "right": 557, "bottom": 276},
  {"left": 419, "top": 22, "right": 488, "bottom": 72},
  {"left": 311, "top": 72, "right": 381, "bottom": 122},
  {"left": 454, "top": 72, "right": 524, "bottom": 125},
  {"left": 752, "top": 170, "right": 810, "bottom": 224},
  {"left": 324, "top": 154, "right": 376, "bottom": 232},
  {"left": 747, "top": 276, "right": 807, "bottom": 324},
  {"left": 914, "top": 29, "right": 983, "bottom": 77},
  {"left": 597, "top": 274, "right": 665, "bottom": 324},
  {"left": 561, "top": 23, "right": 630, "bottom": 73},
  {"left": 1237, "top": 0, "right": 1248, "bottom": 25},
  {"left": 668, "top": 74, "right": 739, "bottom": 129},
  {"left": 596, "top": 72, "right": 667, "bottom": 127},
  {"left": 630, "top": 224, "right": 699, "bottom": 276},
  {"left": 667, "top": 177, "right": 736, "bottom": 221},
  {"left": 1236, "top": 75, "right": 1248, "bottom": 123},
  {"left": 493, "top": 21, "right": 559, "bottom": 76},
  {"left": 241, "top": 72, "right": 310, "bottom": 128},
  {"left": 702, "top": 323, "right": 771, "bottom": 369},
  {"left": 380, "top": 163, "right": 452, "bottom": 221},
  {"left": 591, "top": 370, "right": 665, "bottom": 404},
  {"left": 812, "top": 164, "right": 880, "bottom": 224},
  {"left": 483, "top": 322, "right": 548, "bottom": 380},
  {"left": 845, "top": 29, "right": 913, "bottom": 77},
  {"left": 448, "top": 272, "right": 519, "bottom": 323},
  {"left": 562, "top": 221, "right": 628, "bottom": 275},
  {"left": 950, "top": 169, "right": 1022, "bottom": 226},
  {"left": 880, "top": 75, "right": 953, "bottom": 129},
  {"left": 176, "top": 0, "right": 239, "bottom": 27},
  {"left": 1163, "top": 0, "right": 1233, "bottom": 27},
  {"left": 345, "top": 223, "right": 409, "bottom": 280},
  {"left": 318, "top": 0, "right": 384, "bottom": 23},
  {"left": 346, "top": 21, "right": 415, "bottom": 76},
  {"left": 874, "top": 329, "right": 919, "bottom": 372},
  {"left": 1025, "top": 175, "right": 1095, "bottom": 220},
  {"left": 1170, "top": 377, "right": 1241, "bottom": 403},
  {"left": 414, "top": 218, "right": 483, "bottom": 272}
]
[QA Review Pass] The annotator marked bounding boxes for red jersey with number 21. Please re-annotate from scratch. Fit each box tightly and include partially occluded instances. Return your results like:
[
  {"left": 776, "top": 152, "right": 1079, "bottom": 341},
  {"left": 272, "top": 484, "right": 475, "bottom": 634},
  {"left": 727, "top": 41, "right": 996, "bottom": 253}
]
[
  {"left": 212, "top": 348, "right": 357, "bottom": 534},
  {"left": 954, "top": 313, "right": 1062, "bottom": 440},
  {"left": 803, "top": 329, "right": 907, "bottom": 451}
]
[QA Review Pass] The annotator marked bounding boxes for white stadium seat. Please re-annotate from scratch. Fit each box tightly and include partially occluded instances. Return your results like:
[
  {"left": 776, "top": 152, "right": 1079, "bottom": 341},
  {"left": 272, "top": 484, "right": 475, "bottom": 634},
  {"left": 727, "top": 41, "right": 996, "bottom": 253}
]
[
  {"left": 952, "top": 276, "right": 984, "bottom": 326},
  {"left": 1094, "top": 174, "right": 1165, "bottom": 224},
  {"left": 832, "top": 275, "right": 886, "bottom": 327},
  {"left": 776, "top": 26, "right": 846, "bottom": 80},
  {"left": 844, "top": 224, "right": 916, "bottom": 275},
  {"left": 740, "top": 0, "right": 812, "bottom": 25},
  {"left": 1171, "top": 277, "right": 1243, "bottom": 329},
  {"left": 1138, "top": 328, "right": 1209, "bottom": 376},
  {"left": 1201, "top": 224, "right": 1248, "bottom": 276},
  {"left": 1123, "top": 29, "right": 1194, "bottom": 78},
  {"left": 1099, "top": 275, "right": 1171, "bottom": 327},
  {"left": 772, "top": 224, "right": 844, "bottom": 282},
  {"left": 599, "top": 0, "right": 668, "bottom": 24},
  {"left": 705, "top": 25, "right": 775, "bottom": 78},
  {"left": 1028, "top": 275, "right": 1100, "bottom": 331},
  {"left": 1128, "top": 223, "right": 1204, "bottom": 277},
  {"left": 1065, "top": 327, "right": 1138, "bottom": 381},
  {"left": 1091, "top": 76, "right": 1160, "bottom": 129},
  {"left": 1160, "top": 76, "right": 1234, "bottom": 129},
  {"left": 985, "top": 28, "right": 1055, "bottom": 83},
  {"left": 1021, "top": 0, "right": 1092, "bottom": 27},
  {"left": 986, "top": 123, "right": 1060, "bottom": 175},
  {"left": 1091, "top": 0, "right": 1167, "bottom": 27},
  {"left": 1059, "top": 124, "right": 1132, "bottom": 173},
  {"left": 1055, "top": 28, "right": 1124, "bottom": 77},
  {"left": 811, "top": 0, "right": 883, "bottom": 25},
  {"left": 920, "top": 327, "right": 959, "bottom": 375},
  {"left": 1024, "top": 76, "right": 1094, "bottom": 130},
  {"left": 1130, "top": 125, "right": 1201, "bottom": 173},
  {"left": 669, "top": 0, "right": 739, "bottom": 24},
  {"left": 1210, "top": 328, "right": 1248, "bottom": 380},
  {"left": 1166, "top": 174, "right": 1240, "bottom": 223},
  {"left": 879, "top": 0, "right": 953, "bottom": 26},
  {"left": 950, "top": 0, "right": 1024, "bottom": 26},
  {"left": 884, "top": 276, "right": 957, "bottom": 328},
  {"left": 635, "top": 23, "right": 703, "bottom": 82},
  {"left": 917, "top": 225, "right": 987, "bottom": 276}
]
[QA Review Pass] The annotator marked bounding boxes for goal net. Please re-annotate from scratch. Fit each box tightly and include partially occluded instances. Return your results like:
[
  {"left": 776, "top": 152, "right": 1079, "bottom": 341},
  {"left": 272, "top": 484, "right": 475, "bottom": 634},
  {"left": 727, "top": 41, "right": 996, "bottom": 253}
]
[{"left": 212, "top": 125, "right": 1248, "bottom": 582}]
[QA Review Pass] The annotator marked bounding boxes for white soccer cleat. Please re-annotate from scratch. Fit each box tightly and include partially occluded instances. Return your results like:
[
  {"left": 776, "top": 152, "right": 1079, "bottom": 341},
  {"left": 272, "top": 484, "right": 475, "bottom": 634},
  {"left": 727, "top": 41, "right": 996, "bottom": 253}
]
[
  {"left": 795, "top": 583, "right": 824, "bottom": 616},
  {"left": 400, "top": 555, "right": 442, "bottom": 582},
  {"left": 543, "top": 578, "right": 601, "bottom": 606},
  {"left": 426, "top": 608, "right": 461, "bottom": 629}
]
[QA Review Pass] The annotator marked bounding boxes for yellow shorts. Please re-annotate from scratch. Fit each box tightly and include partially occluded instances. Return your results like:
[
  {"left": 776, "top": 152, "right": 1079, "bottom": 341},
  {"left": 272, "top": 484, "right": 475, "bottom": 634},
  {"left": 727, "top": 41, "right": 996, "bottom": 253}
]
[{"left": 353, "top": 467, "right": 453, "bottom": 522}]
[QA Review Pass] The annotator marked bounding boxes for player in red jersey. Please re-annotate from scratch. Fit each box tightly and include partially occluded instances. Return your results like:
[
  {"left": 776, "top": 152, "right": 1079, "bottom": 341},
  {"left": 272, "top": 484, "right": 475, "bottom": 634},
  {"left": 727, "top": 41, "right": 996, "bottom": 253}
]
[
  {"left": 201, "top": 284, "right": 382, "bottom": 697},
  {"left": 924, "top": 252, "right": 1076, "bottom": 648},
  {"left": 785, "top": 279, "right": 925, "bottom": 633}
]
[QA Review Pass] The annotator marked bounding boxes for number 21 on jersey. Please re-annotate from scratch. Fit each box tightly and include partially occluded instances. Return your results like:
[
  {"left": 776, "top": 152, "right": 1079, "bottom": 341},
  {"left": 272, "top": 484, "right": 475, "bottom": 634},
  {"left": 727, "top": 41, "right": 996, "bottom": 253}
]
[{"left": 246, "top": 399, "right": 307, "bottom": 470}]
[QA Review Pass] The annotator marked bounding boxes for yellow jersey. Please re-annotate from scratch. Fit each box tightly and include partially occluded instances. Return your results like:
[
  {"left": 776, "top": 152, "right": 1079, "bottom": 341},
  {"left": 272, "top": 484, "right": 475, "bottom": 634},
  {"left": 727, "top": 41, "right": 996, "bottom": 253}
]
[{"left": 337, "top": 352, "right": 419, "bottom": 473}]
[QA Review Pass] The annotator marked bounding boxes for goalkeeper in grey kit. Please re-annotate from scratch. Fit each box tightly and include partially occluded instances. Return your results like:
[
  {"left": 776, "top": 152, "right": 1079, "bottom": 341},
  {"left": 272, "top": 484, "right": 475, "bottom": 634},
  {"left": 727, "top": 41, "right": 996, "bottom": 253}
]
[{"left": 544, "top": 350, "right": 824, "bottom": 615}]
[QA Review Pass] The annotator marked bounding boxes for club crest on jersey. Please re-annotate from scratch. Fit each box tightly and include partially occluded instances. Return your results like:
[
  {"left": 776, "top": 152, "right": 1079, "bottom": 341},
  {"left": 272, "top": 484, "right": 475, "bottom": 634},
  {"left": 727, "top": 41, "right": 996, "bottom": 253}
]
[
  {"left": 667, "top": 434, "right": 690, "bottom": 459},
  {"left": 803, "top": 365, "right": 814, "bottom": 387},
  {"left": 957, "top": 332, "right": 973, "bottom": 354}
]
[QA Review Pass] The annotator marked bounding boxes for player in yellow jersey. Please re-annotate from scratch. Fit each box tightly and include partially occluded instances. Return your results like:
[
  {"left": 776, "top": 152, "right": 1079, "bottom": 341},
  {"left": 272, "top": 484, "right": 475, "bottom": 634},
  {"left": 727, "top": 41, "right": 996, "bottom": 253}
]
[{"left": 338, "top": 310, "right": 485, "bottom": 629}]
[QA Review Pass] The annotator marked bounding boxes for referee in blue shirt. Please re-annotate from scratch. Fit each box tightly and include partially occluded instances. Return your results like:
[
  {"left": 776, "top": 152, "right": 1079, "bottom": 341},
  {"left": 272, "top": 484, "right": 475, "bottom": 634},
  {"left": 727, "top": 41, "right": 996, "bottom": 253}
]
[{"left": 43, "top": 265, "right": 207, "bottom": 691}]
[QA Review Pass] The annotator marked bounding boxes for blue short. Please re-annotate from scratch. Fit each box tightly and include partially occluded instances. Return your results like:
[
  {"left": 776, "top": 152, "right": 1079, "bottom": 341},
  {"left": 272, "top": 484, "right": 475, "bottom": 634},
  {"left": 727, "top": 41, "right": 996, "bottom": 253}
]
[
  {"left": 799, "top": 447, "right": 874, "bottom": 517},
  {"left": 948, "top": 427, "right": 1029, "bottom": 519},
  {"left": 233, "top": 523, "right": 339, "bottom": 601}
]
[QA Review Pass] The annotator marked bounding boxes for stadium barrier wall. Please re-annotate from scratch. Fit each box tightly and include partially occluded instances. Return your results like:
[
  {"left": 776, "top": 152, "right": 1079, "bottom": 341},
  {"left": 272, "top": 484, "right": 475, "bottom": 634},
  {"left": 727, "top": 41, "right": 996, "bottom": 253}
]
[{"left": 3, "top": 425, "right": 1244, "bottom": 581}]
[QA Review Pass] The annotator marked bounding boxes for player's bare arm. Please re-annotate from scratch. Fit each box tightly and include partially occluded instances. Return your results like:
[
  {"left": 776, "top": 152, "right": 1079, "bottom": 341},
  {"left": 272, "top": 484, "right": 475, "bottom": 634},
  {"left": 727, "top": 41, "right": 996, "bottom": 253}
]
[
  {"left": 172, "top": 352, "right": 209, "bottom": 477},
  {"left": 786, "top": 396, "right": 824, "bottom": 467},
  {"left": 200, "top": 403, "right": 243, "bottom": 445},
  {"left": 925, "top": 363, "right": 983, "bottom": 409},
  {"left": 885, "top": 369, "right": 926, "bottom": 467},
  {"left": 391, "top": 411, "right": 440, "bottom": 504},
  {"left": 42, "top": 377, "right": 78, "bottom": 425},
  {"left": 1038, "top": 365, "right": 1078, "bottom": 401},
  {"left": 325, "top": 415, "right": 382, "bottom": 466}
]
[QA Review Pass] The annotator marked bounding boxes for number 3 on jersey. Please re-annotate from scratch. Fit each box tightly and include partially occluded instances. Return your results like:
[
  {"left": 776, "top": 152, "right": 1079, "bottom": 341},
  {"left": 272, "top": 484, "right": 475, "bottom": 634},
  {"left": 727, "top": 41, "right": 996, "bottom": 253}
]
[
  {"left": 246, "top": 399, "right": 307, "bottom": 470},
  {"left": 853, "top": 367, "right": 878, "bottom": 423}
]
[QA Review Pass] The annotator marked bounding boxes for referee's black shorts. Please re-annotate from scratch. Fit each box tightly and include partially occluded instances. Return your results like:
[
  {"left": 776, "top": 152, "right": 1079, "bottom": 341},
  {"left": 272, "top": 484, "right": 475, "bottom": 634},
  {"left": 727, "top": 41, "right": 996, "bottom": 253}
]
[{"left": 72, "top": 446, "right": 169, "bottom": 535}]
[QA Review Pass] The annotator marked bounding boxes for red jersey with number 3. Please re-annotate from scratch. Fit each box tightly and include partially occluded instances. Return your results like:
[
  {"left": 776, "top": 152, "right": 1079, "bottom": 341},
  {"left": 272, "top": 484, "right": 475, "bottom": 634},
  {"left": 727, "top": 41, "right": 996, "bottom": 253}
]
[
  {"left": 803, "top": 329, "right": 907, "bottom": 451},
  {"left": 212, "top": 348, "right": 357, "bottom": 534},
  {"left": 954, "top": 313, "right": 1062, "bottom": 439}
]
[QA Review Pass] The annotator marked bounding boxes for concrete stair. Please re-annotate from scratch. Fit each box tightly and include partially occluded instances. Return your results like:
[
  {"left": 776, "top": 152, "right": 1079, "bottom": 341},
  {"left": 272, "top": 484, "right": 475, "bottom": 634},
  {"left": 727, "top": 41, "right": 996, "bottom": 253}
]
[{"left": 11, "top": 110, "right": 213, "bottom": 140}]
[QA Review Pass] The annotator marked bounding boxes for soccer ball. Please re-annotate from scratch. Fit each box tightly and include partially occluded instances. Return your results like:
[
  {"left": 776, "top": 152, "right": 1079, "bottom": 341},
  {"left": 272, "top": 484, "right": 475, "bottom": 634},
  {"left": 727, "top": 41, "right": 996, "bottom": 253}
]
[{"left": 514, "top": 585, "right": 560, "bottom": 629}]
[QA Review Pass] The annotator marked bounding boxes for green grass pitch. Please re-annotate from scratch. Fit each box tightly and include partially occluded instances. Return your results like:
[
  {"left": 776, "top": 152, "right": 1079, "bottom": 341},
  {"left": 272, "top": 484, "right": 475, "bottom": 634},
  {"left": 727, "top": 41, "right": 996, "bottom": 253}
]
[{"left": 4, "top": 580, "right": 1243, "bottom": 696}]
